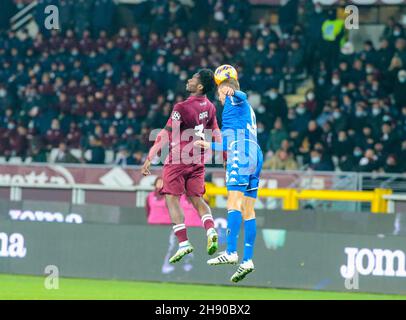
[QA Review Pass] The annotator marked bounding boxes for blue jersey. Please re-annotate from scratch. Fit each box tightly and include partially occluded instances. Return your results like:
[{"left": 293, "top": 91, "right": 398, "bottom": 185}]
[
  {"left": 211, "top": 90, "right": 263, "bottom": 199},
  {"left": 220, "top": 90, "right": 258, "bottom": 150}
]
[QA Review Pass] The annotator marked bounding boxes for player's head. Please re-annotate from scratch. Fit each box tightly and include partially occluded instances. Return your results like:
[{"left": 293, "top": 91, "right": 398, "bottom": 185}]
[
  {"left": 217, "top": 78, "right": 240, "bottom": 105},
  {"left": 186, "top": 69, "right": 215, "bottom": 95}
]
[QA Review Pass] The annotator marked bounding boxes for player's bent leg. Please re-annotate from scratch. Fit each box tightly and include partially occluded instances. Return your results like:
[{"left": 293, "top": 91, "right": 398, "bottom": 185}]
[
  {"left": 166, "top": 195, "right": 193, "bottom": 264},
  {"left": 208, "top": 190, "right": 244, "bottom": 266},
  {"left": 188, "top": 196, "right": 218, "bottom": 256}
]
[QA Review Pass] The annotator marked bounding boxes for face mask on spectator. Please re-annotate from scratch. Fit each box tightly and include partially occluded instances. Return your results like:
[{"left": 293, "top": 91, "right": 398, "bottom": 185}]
[
  {"left": 307, "top": 93, "right": 315, "bottom": 100},
  {"left": 333, "top": 111, "right": 341, "bottom": 119},
  {"left": 394, "top": 30, "right": 401, "bottom": 37},
  {"left": 355, "top": 110, "right": 365, "bottom": 117},
  {"left": 311, "top": 157, "right": 320, "bottom": 164},
  {"left": 115, "top": 111, "right": 122, "bottom": 119},
  {"left": 315, "top": 6, "right": 322, "bottom": 13},
  {"left": 366, "top": 67, "right": 374, "bottom": 74},
  {"left": 354, "top": 150, "right": 362, "bottom": 157},
  {"left": 332, "top": 78, "right": 340, "bottom": 86},
  {"left": 297, "top": 107, "right": 306, "bottom": 115},
  {"left": 372, "top": 108, "right": 381, "bottom": 116},
  {"left": 318, "top": 78, "right": 325, "bottom": 85},
  {"left": 399, "top": 76, "right": 406, "bottom": 83},
  {"left": 257, "top": 105, "right": 266, "bottom": 114},
  {"left": 269, "top": 92, "right": 278, "bottom": 99},
  {"left": 8, "top": 123, "right": 15, "bottom": 130},
  {"left": 0, "top": 89, "right": 6, "bottom": 97},
  {"left": 383, "top": 115, "right": 391, "bottom": 122}
]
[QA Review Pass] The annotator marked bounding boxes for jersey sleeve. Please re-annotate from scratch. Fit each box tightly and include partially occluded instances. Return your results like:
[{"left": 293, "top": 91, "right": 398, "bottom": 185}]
[
  {"left": 165, "top": 103, "right": 184, "bottom": 131},
  {"left": 227, "top": 90, "right": 248, "bottom": 105}
]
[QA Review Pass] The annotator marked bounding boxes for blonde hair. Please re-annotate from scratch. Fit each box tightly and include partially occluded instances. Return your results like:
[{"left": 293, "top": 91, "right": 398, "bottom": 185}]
[{"left": 218, "top": 78, "right": 240, "bottom": 90}]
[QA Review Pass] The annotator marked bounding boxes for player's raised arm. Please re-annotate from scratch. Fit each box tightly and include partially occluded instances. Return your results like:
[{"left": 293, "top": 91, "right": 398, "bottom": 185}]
[{"left": 218, "top": 78, "right": 247, "bottom": 105}]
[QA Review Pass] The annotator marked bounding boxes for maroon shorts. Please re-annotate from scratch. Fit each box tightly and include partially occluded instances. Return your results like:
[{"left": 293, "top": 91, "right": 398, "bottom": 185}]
[{"left": 161, "top": 164, "right": 206, "bottom": 197}]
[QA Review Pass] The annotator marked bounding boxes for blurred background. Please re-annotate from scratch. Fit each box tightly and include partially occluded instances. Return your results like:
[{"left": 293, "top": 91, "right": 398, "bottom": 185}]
[
  {"left": 1, "top": 0, "right": 406, "bottom": 298},
  {"left": 0, "top": 0, "right": 405, "bottom": 174}
]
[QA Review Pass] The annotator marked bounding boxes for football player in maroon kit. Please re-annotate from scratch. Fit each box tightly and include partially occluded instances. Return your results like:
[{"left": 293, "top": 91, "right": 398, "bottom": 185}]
[{"left": 142, "top": 69, "right": 222, "bottom": 264}]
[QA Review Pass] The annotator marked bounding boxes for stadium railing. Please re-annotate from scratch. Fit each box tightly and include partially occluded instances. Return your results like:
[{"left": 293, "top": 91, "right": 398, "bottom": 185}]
[
  {"left": 204, "top": 185, "right": 393, "bottom": 213},
  {"left": 0, "top": 180, "right": 393, "bottom": 213}
]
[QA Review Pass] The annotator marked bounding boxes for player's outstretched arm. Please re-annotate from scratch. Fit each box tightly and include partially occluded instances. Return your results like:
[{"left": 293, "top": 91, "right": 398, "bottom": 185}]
[{"left": 141, "top": 129, "right": 169, "bottom": 176}]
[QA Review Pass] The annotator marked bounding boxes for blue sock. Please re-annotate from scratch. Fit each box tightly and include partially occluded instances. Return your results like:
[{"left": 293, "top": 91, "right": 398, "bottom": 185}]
[
  {"left": 243, "top": 219, "right": 256, "bottom": 262},
  {"left": 226, "top": 210, "right": 242, "bottom": 255}
]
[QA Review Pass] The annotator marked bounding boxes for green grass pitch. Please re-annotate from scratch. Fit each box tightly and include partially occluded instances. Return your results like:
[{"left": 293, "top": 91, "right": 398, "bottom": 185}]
[{"left": 1, "top": 274, "right": 405, "bottom": 300}]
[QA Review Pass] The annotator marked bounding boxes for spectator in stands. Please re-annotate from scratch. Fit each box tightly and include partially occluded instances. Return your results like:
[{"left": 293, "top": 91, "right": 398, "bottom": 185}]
[
  {"left": 262, "top": 87, "right": 288, "bottom": 125},
  {"left": 267, "top": 117, "right": 288, "bottom": 153},
  {"left": 127, "top": 150, "right": 144, "bottom": 166},
  {"left": 54, "top": 142, "right": 80, "bottom": 164},
  {"left": 86, "top": 136, "right": 105, "bottom": 164},
  {"left": 263, "top": 149, "right": 298, "bottom": 171},
  {"left": 2, "top": 2, "right": 406, "bottom": 174},
  {"left": 358, "top": 149, "right": 380, "bottom": 172},
  {"left": 307, "top": 149, "right": 334, "bottom": 171}
]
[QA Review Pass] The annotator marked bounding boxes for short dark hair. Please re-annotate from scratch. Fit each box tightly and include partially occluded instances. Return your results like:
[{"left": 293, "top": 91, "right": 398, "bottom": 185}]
[{"left": 197, "top": 69, "right": 215, "bottom": 94}]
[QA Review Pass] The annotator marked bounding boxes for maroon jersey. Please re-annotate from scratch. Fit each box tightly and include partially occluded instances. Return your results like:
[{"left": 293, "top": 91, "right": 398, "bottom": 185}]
[{"left": 164, "top": 95, "right": 218, "bottom": 165}]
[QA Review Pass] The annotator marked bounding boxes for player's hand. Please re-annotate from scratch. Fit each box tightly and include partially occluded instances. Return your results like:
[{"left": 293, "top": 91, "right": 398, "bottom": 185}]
[
  {"left": 194, "top": 140, "right": 210, "bottom": 150},
  {"left": 219, "top": 86, "right": 234, "bottom": 96},
  {"left": 141, "top": 159, "right": 151, "bottom": 176}
]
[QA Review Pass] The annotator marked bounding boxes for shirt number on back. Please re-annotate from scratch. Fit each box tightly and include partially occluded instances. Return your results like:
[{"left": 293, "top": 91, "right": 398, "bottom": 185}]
[{"left": 194, "top": 124, "right": 205, "bottom": 139}]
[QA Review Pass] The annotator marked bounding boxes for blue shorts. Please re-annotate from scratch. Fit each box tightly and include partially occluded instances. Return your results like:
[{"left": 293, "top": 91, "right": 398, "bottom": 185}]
[{"left": 225, "top": 140, "right": 263, "bottom": 199}]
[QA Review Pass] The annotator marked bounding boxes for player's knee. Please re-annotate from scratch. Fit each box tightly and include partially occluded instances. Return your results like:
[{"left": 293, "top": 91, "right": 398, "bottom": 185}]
[
  {"left": 242, "top": 209, "right": 255, "bottom": 220},
  {"left": 227, "top": 192, "right": 244, "bottom": 211},
  {"left": 165, "top": 195, "right": 180, "bottom": 207},
  {"left": 189, "top": 196, "right": 210, "bottom": 214}
]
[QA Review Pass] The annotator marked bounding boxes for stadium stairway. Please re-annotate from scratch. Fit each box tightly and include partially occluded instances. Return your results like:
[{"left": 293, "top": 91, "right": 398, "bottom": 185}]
[{"left": 285, "top": 78, "right": 314, "bottom": 108}]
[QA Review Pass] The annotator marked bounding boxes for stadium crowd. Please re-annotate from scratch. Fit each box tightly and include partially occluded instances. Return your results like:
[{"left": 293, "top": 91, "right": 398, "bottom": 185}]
[{"left": 0, "top": 0, "right": 406, "bottom": 173}]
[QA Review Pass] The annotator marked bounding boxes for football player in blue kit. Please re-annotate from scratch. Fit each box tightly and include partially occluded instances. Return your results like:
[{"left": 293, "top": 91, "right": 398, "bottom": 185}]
[{"left": 195, "top": 77, "right": 263, "bottom": 283}]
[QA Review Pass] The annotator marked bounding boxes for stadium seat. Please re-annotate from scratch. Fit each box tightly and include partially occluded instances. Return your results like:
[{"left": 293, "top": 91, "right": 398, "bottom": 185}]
[
  {"left": 105, "top": 150, "right": 115, "bottom": 164},
  {"left": 70, "top": 149, "right": 83, "bottom": 161},
  {"left": 8, "top": 157, "right": 22, "bottom": 164},
  {"left": 49, "top": 148, "right": 59, "bottom": 163}
]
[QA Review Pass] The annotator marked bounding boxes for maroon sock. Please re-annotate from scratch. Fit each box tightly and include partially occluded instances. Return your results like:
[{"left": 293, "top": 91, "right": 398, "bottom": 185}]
[
  {"left": 173, "top": 224, "right": 188, "bottom": 244},
  {"left": 201, "top": 214, "right": 215, "bottom": 231}
]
